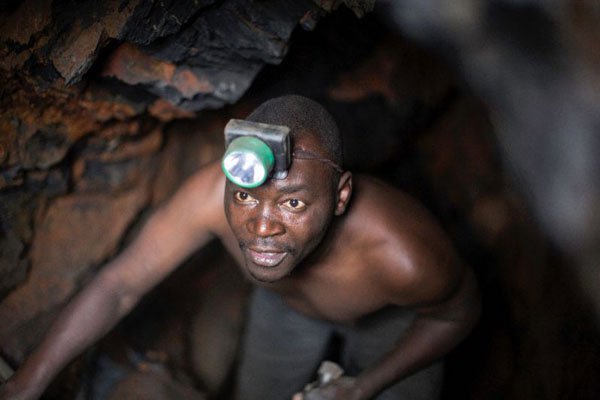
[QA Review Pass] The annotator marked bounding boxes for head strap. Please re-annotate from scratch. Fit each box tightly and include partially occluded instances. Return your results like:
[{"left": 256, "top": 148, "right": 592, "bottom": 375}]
[{"left": 292, "top": 149, "right": 344, "bottom": 174}]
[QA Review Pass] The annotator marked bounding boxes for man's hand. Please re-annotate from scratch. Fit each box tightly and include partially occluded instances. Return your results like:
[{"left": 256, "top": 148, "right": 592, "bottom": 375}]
[{"left": 292, "top": 377, "right": 363, "bottom": 400}]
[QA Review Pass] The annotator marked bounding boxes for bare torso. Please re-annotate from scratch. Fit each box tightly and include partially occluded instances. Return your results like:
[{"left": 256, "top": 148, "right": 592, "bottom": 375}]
[{"left": 213, "top": 166, "right": 456, "bottom": 323}]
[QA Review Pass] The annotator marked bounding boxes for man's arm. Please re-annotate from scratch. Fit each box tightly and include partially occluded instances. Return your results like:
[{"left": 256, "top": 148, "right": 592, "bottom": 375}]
[
  {"left": 300, "top": 210, "right": 480, "bottom": 400},
  {"left": 300, "top": 259, "right": 480, "bottom": 400},
  {"left": 0, "top": 162, "right": 226, "bottom": 400},
  {"left": 353, "top": 262, "right": 480, "bottom": 399}
]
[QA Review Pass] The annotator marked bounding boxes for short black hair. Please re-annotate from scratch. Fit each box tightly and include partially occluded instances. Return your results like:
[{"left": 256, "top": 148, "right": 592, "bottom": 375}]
[{"left": 247, "top": 95, "right": 343, "bottom": 166}]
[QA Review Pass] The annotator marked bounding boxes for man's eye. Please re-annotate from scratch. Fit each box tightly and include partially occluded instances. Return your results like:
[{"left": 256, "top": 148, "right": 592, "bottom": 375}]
[
  {"left": 282, "top": 199, "right": 306, "bottom": 211},
  {"left": 234, "top": 191, "right": 255, "bottom": 203}
]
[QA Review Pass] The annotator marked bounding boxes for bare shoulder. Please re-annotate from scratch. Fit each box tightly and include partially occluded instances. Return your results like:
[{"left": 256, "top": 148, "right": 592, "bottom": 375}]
[
  {"left": 156, "top": 160, "right": 228, "bottom": 234},
  {"left": 348, "top": 175, "right": 464, "bottom": 307}
]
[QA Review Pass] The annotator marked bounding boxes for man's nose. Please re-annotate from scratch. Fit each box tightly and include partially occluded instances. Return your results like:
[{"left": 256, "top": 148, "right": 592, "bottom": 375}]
[{"left": 247, "top": 206, "right": 285, "bottom": 237}]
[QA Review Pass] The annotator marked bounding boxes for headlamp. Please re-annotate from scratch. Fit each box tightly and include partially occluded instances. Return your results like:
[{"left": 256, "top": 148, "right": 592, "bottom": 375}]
[{"left": 222, "top": 119, "right": 291, "bottom": 188}]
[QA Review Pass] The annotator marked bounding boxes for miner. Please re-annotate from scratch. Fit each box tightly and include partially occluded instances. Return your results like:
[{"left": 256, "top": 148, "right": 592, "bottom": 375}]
[{"left": 1, "top": 95, "right": 480, "bottom": 400}]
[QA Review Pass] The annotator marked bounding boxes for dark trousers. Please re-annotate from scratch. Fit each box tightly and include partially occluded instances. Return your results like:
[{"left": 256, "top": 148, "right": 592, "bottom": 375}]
[{"left": 235, "top": 288, "right": 443, "bottom": 400}]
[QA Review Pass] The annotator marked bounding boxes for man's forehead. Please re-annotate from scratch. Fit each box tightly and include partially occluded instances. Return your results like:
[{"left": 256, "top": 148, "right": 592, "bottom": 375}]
[
  {"left": 264, "top": 159, "right": 326, "bottom": 192},
  {"left": 293, "top": 130, "right": 325, "bottom": 152},
  {"left": 225, "top": 155, "right": 328, "bottom": 194}
]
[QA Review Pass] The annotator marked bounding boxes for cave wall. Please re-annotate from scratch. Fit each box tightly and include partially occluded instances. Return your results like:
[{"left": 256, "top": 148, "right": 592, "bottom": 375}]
[{"left": 1, "top": 1, "right": 600, "bottom": 399}]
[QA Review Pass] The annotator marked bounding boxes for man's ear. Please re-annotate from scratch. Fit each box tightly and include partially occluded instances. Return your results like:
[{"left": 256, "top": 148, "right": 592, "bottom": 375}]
[{"left": 335, "top": 171, "right": 352, "bottom": 216}]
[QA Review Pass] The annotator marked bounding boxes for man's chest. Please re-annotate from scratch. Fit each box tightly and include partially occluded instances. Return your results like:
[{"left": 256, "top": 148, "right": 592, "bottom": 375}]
[
  {"left": 261, "top": 248, "right": 394, "bottom": 322},
  {"left": 218, "top": 224, "right": 394, "bottom": 322}
]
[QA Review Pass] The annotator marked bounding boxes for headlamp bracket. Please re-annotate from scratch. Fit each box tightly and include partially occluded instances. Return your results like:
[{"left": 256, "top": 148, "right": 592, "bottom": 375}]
[{"left": 224, "top": 119, "right": 291, "bottom": 179}]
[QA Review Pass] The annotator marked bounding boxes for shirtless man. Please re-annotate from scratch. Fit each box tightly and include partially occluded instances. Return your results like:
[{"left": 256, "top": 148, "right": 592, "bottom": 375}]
[{"left": 0, "top": 95, "right": 480, "bottom": 400}]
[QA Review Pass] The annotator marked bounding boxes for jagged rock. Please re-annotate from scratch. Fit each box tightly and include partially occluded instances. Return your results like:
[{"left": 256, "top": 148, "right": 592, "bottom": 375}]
[
  {"left": 313, "top": 0, "right": 375, "bottom": 17},
  {"left": 1, "top": 0, "right": 319, "bottom": 110},
  {"left": 24, "top": 169, "right": 68, "bottom": 197},
  {"left": 51, "top": 22, "right": 106, "bottom": 85},
  {"left": 107, "top": 0, "right": 314, "bottom": 109},
  {"left": 156, "top": 0, "right": 308, "bottom": 65},
  {"left": 80, "top": 82, "right": 149, "bottom": 121},
  {"left": 17, "top": 125, "right": 71, "bottom": 170},
  {"left": 46, "top": 0, "right": 141, "bottom": 84},
  {"left": 0, "top": 166, "right": 23, "bottom": 190},
  {"left": 121, "top": 0, "right": 216, "bottom": 45},
  {"left": 148, "top": 99, "right": 195, "bottom": 122},
  {"left": 73, "top": 126, "right": 162, "bottom": 193},
  {"left": 0, "top": 0, "right": 51, "bottom": 45},
  {"left": 102, "top": 43, "right": 217, "bottom": 104}
]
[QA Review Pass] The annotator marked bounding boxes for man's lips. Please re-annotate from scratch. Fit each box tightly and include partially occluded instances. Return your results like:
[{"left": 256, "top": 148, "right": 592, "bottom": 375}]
[{"left": 247, "top": 249, "right": 288, "bottom": 267}]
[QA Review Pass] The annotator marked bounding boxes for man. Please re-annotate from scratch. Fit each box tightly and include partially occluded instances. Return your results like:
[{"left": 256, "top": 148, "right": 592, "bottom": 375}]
[{"left": 0, "top": 95, "right": 480, "bottom": 400}]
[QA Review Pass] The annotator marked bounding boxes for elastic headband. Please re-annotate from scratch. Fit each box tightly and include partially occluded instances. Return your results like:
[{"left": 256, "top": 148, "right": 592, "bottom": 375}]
[{"left": 292, "top": 149, "right": 344, "bottom": 174}]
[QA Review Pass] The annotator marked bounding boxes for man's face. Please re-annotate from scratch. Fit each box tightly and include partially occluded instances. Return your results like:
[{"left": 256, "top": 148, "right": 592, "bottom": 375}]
[{"left": 224, "top": 144, "right": 339, "bottom": 283}]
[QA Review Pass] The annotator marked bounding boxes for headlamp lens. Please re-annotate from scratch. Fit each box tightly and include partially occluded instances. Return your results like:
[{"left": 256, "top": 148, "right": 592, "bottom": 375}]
[{"left": 222, "top": 136, "right": 274, "bottom": 188}]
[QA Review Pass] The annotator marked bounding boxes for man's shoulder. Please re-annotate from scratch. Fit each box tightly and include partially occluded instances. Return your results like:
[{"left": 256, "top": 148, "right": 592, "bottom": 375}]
[
  {"left": 348, "top": 175, "right": 436, "bottom": 239},
  {"left": 346, "top": 175, "right": 461, "bottom": 305},
  {"left": 165, "top": 160, "right": 228, "bottom": 233},
  {"left": 186, "top": 160, "right": 225, "bottom": 193},
  {"left": 344, "top": 175, "right": 440, "bottom": 265}
]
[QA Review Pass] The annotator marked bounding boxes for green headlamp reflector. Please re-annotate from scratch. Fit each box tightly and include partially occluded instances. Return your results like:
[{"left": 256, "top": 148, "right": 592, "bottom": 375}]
[
  {"left": 222, "top": 136, "right": 275, "bottom": 188},
  {"left": 222, "top": 119, "right": 291, "bottom": 188}
]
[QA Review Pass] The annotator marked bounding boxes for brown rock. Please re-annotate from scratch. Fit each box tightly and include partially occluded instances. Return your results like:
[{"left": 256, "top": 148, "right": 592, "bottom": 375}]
[
  {"left": 73, "top": 157, "right": 154, "bottom": 193},
  {"left": 103, "top": 43, "right": 177, "bottom": 86},
  {"left": 0, "top": 188, "right": 149, "bottom": 359},
  {"left": 51, "top": 21, "right": 105, "bottom": 84},
  {"left": 82, "top": 124, "right": 162, "bottom": 162},
  {"left": 148, "top": 99, "right": 195, "bottom": 122},
  {"left": 17, "top": 125, "right": 71, "bottom": 170},
  {"left": 80, "top": 87, "right": 143, "bottom": 122},
  {"left": 72, "top": 126, "right": 162, "bottom": 193},
  {"left": 103, "top": 0, "right": 141, "bottom": 39},
  {"left": 4, "top": 82, "right": 100, "bottom": 145},
  {"left": 102, "top": 43, "right": 215, "bottom": 100},
  {"left": 46, "top": 0, "right": 138, "bottom": 84},
  {"left": 172, "top": 68, "right": 214, "bottom": 99},
  {"left": 0, "top": 0, "right": 52, "bottom": 45}
]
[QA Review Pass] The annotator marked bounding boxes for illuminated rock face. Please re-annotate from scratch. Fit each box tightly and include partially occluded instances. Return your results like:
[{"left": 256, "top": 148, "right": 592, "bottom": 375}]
[{"left": 0, "top": 0, "right": 315, "bottom": 110}]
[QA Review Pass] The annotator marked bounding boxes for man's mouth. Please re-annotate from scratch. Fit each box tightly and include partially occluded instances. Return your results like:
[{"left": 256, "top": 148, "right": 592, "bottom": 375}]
[{"left": 247, "top": 249, "right": 288, "bottom": 267}]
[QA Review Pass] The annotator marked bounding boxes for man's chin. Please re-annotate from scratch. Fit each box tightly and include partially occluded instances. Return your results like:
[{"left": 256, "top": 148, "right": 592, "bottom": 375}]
[{"left": 246, "top": 263, "right": 292, "bottom": 283}]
